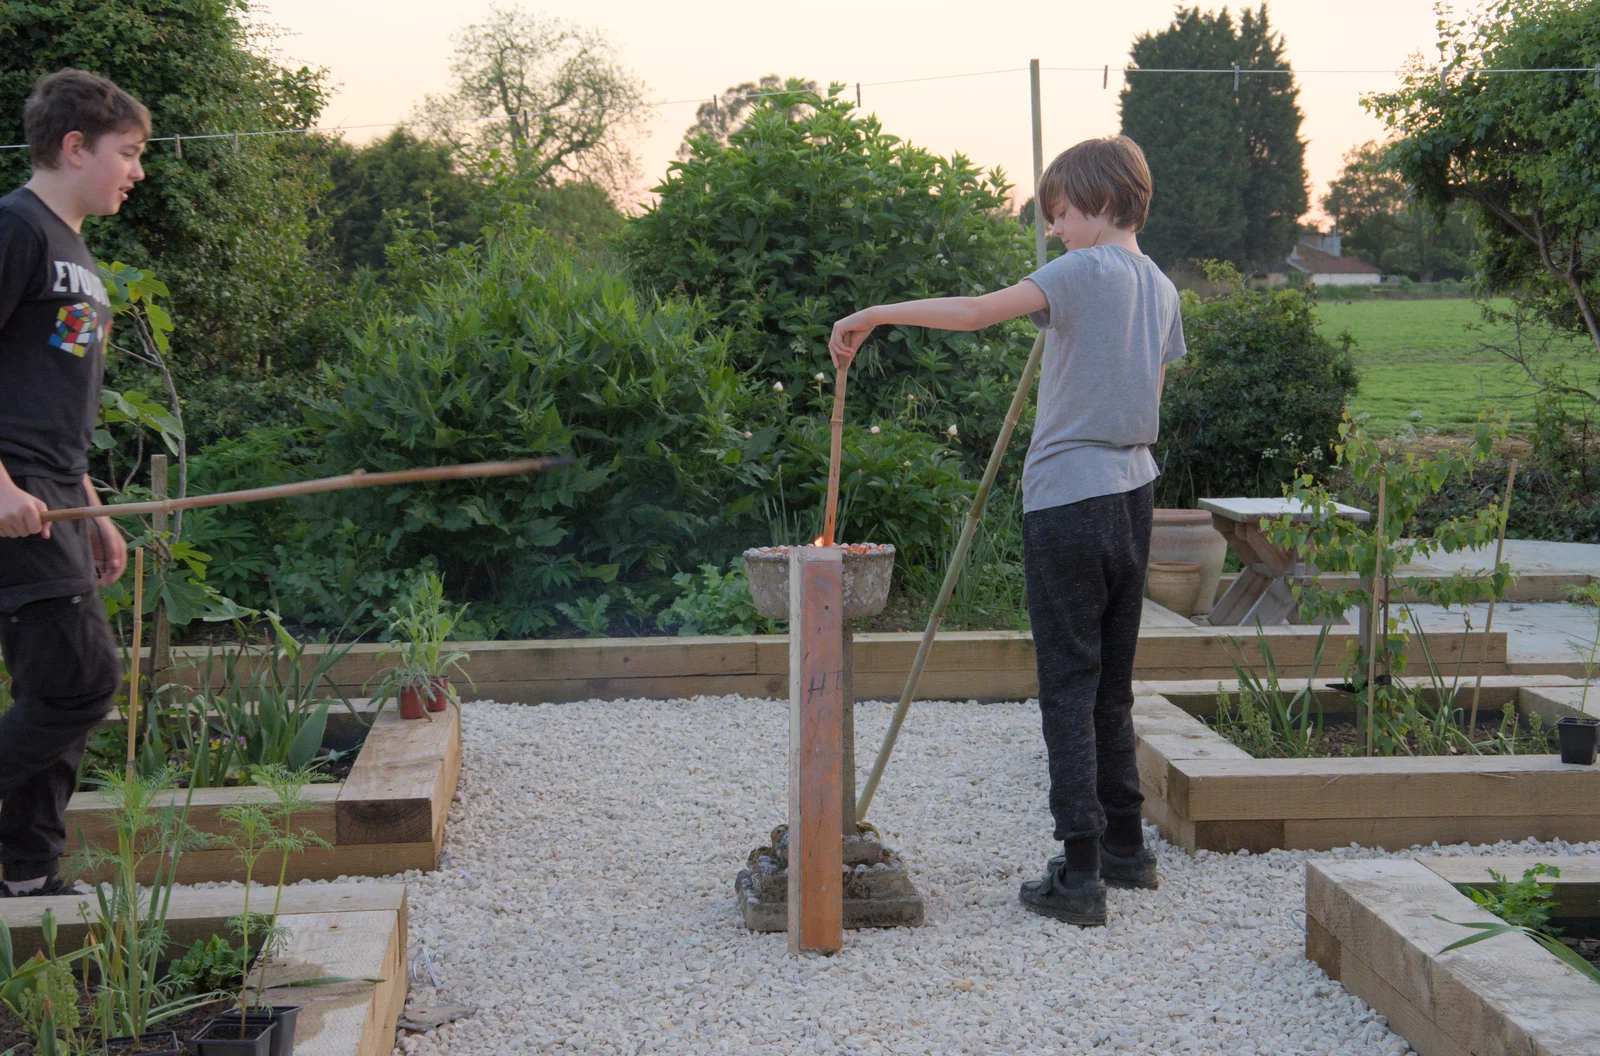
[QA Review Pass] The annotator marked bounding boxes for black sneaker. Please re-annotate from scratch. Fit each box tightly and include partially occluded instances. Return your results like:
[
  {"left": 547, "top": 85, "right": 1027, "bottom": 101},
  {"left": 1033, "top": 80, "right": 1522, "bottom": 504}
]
[
  {"left": 1019, "top": 859, "right": 1107, "bottom": 926},
  {"left": 1101, "top": 845, "right": 1160, "bottom": 890},
  {"left": 0, "top": 875, "right": 78, "bottom": 897}
]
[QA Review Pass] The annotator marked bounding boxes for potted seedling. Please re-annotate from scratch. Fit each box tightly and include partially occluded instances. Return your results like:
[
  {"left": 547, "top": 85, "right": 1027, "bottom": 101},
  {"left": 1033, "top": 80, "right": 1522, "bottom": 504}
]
[{"left": 373, "top": 572, "right": 471, "bottom": 719}]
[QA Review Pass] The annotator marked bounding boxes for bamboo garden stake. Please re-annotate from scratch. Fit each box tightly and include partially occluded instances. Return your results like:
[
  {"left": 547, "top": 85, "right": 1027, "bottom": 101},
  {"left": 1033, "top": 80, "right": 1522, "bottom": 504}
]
[
  {"left": 1468, "top": 459, "right": 1518, "bottom": 734},
  {"left": 126, "top": 546, "right": 145, "bottom": 781},
  {"left": 1366, "top": 476, "right": 1386, "bottom": 758},
  {"left": 822, "top": 363, "right": 851, "bottom": 547},
  {"left": 858, "top": 59, "right": 1050, "bottom": 821}
]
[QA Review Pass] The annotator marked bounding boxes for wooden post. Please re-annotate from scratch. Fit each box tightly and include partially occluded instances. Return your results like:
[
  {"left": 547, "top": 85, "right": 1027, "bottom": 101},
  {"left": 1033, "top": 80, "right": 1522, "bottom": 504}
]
[
  {"left": 788, "top": 546, "right": 844, "bottom": 954},
  {"left": 1366, "top": 476, "right": 1386, "bottom": 758},
  {"left": 1468, "top": 459, "right": 1518, "bottom": 734},
  {"left": 150, "top": 454, "right": 171, "bottom": 686},
  {"left": 126, "top": 547, "right": 145, "bottom": 781},
  {"left": 1030, "top": 59, "right": 1046, "bottom": 267}
]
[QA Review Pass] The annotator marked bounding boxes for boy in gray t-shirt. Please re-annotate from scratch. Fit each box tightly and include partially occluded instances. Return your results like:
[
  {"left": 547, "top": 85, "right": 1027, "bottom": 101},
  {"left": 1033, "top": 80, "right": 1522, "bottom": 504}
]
[{"left": 829, "top": 135, "right": 1184, "bottom": 927}]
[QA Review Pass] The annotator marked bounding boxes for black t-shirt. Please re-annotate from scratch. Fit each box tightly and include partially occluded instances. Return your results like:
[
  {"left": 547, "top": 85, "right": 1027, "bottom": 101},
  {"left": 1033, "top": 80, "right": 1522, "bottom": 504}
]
[{"left": 0, "top": 186, "right": 110, "bottom": 484}]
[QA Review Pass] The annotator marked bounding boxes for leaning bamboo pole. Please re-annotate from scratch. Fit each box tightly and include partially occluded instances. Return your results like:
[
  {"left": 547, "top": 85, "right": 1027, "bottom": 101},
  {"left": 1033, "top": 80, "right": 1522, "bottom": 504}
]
[
  {"left": 857, "top": 59, "right": 1051, "bottom": 822},
  {"left": 856, "top": 331, "right": 1045, "bottom": 820},
  {"left": 1468, "top": 459, "right": 1518, "bottom": 734},
  {"left": 41, "top": 457, "right": 571, "bottom": 523}
]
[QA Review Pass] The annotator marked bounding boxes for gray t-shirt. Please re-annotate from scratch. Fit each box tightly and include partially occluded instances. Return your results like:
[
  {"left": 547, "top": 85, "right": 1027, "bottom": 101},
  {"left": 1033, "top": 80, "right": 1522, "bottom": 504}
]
[{"left": 1020, "top": 243, "right": 1186, "bottom": 513}]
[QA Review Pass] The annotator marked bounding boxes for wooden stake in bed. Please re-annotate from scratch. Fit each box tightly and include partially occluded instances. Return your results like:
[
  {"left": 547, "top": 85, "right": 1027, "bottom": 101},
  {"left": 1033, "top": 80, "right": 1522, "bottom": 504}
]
[
  {"left": 126, "top": 546, "right": 144, "bottom": 782},
  {"left": 821, "top": 364, "right": 850, "bottom": 547},
  {"left": 1468, "top": 459, "right": 1518, "bottom": 735},
  {"left": 1366, "top": 476, "right": 1385, "bottom": 758}
]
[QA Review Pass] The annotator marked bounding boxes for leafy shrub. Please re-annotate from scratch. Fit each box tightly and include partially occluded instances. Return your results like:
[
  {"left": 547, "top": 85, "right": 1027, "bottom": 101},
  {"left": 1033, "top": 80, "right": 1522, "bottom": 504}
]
[
  {"left": 285, "top": 224, "right": 780, "bottom": 634},
  {"left": 622, "top": 81, "right": 1035, "bottom": 459},
  {"left": 656, "top": 561, "right": 778, "bottom": 636},
  {"left": 1155, "top": 262, "right": 1359, "bottom": 506}
]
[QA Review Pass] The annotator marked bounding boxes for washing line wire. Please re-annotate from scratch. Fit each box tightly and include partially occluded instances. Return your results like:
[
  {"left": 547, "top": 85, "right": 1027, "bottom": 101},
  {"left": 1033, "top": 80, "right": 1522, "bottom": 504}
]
[{"left": 1, "top": 60, "right": 1595, "bottom": 152}]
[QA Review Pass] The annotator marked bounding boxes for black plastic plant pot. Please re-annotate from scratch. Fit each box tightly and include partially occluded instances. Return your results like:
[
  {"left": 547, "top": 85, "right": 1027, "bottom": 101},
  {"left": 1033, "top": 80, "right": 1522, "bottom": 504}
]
[
  {"left": 1557, "top": 716, "right": 1600, "bottom": 765},
  {"left": 192, "top": 1015, "right": 276, "bottom": 1056},
  {"left": 102, "top": 1031, "right": 181, "bottom": 1056},
  {"left": 215, "top": 1005, "right": 300, "bottom": 1056},
  {"left": 1327, "top": 674, "right": 1392, "bottom": 695}
]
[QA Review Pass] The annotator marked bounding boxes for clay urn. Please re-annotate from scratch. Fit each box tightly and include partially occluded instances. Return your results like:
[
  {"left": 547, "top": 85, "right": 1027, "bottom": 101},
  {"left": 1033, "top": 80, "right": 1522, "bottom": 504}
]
[{"left": 1150, "top": 509, "right": 1227, "bottom": 616}]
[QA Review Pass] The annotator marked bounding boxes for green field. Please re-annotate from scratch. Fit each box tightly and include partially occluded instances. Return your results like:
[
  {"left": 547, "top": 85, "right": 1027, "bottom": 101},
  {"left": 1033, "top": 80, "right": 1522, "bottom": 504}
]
[{"left": 1312, "top": 298, "right": 1593, "bottom": 437}]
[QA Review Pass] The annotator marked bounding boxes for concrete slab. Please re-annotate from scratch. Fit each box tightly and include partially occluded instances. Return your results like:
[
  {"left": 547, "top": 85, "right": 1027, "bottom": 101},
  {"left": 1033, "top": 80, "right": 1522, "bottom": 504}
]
[
  {"left": 1400, "top": 538, "right": 1600, "bottom": 576},
  {"left": 1353, "top": 600, "right": 1600, "bottom": 673}
]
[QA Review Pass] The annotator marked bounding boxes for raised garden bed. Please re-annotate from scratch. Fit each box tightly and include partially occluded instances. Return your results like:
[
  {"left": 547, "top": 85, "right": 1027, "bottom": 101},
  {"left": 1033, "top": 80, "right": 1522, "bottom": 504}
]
[
  {"left": 1135, "top": 677, "right": 1600, "bottom": 854},
  {"left": 1306, "top": 857, "right": 1600, "bottom": 1056},
  {"left": 68, "top": 700, "right": 460, "bottom": 884},
  {"left": 0, "top": 883, "right": 407, "bottom": 1056},
  {"left": 162, "top": 623, "right": 1506, "bottom": 705}
]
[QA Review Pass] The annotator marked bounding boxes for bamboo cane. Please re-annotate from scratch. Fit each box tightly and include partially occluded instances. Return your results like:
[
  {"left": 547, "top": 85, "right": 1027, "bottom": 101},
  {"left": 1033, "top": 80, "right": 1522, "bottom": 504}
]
[
  {"left": 126, "top": 546, "right": 145, "bottom": 782},
  {"left": 1366, "top": 476, "right": 1386, "bottom": 758},
  {"left": 822, "top": 364, "right": 851, "bottom": 547},
  {"left": 856, "top": 330, "right": 1046, "bottom": 820},
  {"left": 41, "top": 457, "right": 571, "bottom": 523},
  {"left": 1468, "top": 459, "right": 1518, "bottom": 734}
]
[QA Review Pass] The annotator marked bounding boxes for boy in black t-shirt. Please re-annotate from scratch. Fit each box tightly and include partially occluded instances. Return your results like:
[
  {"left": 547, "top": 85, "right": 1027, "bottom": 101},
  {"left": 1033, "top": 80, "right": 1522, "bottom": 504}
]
[{"left": 0, "top": 69, "right": 148, "bottom": 896}]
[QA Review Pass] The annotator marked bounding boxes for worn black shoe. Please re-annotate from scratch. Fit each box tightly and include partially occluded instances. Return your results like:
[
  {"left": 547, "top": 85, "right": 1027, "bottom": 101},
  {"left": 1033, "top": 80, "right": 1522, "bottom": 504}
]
[
  {"left": 0, "top": 875, "right": 78, "bottom": 898},
  {"left": 1101, "top": 845, "right": 1160, "bottom": 890},
  {"left": 1019, "top": 859, "right": 1107, "bottom": 926}
]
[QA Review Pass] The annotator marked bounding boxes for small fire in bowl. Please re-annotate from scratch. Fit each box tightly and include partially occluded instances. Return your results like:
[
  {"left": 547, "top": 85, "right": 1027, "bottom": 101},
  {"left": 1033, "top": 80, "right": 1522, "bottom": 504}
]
[{"left": 747, "top": 542, "right": 894, "bottom": 556}]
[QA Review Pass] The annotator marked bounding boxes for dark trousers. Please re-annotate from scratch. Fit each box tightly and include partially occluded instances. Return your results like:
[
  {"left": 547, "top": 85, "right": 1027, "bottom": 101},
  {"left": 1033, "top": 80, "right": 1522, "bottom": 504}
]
[
  {"left": 1024, "top": 483, "right": 1152, "bottom": 843},
  {"left": 0, "top": 591, "right": 120, "bottom": 881}
]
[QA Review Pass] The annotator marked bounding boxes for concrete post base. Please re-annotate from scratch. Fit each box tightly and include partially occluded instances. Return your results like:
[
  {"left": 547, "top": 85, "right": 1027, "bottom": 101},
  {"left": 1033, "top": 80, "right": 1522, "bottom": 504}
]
[{"left": 735, "top": 824, "right": 927, "bottom": 932}]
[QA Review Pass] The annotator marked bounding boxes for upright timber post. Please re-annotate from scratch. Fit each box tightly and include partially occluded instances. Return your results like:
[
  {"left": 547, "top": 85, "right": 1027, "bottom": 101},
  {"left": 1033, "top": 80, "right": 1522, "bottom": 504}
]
[{"left": 787, "top": 545, "right": 844, "bottom": 954}]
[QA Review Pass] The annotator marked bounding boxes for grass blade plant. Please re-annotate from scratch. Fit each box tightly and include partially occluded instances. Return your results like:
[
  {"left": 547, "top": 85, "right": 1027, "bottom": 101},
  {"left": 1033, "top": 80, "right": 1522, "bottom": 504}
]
[
  {"left": 243, "top": 765, "right": 332, "bottom": 1014},
  {"left": 1213, "top": 624, "right": 1331, "bottom": 758},
  {"left": 1436, "top": 864, "right": 1600, "bottom": 985}
]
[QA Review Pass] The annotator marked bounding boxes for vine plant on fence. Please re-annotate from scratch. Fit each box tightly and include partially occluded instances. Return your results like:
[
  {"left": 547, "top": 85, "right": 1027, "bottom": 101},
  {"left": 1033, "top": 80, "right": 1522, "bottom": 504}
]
[{"left": 1264, "top": 415, "right": 1513, "bottom": 751}]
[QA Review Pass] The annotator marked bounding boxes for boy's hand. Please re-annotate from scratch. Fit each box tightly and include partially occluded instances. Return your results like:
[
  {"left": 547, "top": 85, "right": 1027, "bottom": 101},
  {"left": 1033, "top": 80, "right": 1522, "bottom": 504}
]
[
  {"left": 829, "top": 308, "right": 877, "bottom": 369},
  {"left": 90, "top": 517, "right": 127, "bottom": 586},
  {"left": 0, "top": 480, "right": 50, "bottom": 539}
]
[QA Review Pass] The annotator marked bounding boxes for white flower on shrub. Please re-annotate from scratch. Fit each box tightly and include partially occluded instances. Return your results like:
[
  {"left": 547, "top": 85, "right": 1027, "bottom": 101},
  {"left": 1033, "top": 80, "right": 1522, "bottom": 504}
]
[
  {"left": 947, "top": 424, "right": 959, "bottom": 437},
  {"left": 869, "top": 425, "right": 880, "bottom": 435},
  {"left": 773, "top": 382, "right": 784, "bottom": 392},
  {"left": 743, "top": 431, "right": 752, "bottom": 439},
  {"left": 814, "top": 372, "right": 826, "bottom": 382},
  {"left": 903, "top": 461, "right": 912, "bottom": 468}
]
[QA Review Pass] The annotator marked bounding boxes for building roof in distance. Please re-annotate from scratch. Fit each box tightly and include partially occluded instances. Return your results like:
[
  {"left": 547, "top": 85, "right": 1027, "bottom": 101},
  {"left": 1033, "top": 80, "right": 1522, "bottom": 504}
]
[{"left": 1287, "top": 243, "right": 1382, "bottom": 276}]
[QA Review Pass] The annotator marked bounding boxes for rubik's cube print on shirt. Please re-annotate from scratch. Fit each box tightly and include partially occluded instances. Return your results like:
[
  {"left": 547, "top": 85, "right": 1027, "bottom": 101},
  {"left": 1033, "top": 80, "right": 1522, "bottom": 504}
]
[{"left": 49, "top": 301, "right": 102, "bottom": 358}]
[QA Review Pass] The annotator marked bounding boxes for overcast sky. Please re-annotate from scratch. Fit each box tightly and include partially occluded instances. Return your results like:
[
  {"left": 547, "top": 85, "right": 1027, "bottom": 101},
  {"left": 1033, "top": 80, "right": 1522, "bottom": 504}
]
[{"left": 252, "top": 0, "right": 1452, "bottom": 222}]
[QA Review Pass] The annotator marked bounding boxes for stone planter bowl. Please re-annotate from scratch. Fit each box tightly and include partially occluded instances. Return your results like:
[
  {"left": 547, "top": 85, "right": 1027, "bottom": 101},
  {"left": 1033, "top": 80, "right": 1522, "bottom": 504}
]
[{"left": 742, "top": 543, "right": 895, "bottom": 620}]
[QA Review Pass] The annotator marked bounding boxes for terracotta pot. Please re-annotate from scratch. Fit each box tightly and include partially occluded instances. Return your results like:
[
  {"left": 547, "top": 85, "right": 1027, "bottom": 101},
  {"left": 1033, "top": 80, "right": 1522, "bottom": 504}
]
[
  {"left": 398, "top": 683, "right": 428, "bottom": 720},
  {"left": 427, "top": 676, "right": 451, "bottom": 712},
  {"left": 1145, "top": 560, "right": 1203, "bottom": 618},
  {"left": 1150, "top": 509, "right": 1227, "bottom": 615}
]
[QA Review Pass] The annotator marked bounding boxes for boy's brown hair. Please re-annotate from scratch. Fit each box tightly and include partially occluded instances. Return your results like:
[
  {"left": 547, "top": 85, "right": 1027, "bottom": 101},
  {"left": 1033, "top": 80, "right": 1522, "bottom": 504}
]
[
  {"left": 1037, "top": 135, "right": 1152, "bottom": 232},
  {"left": 24, "top": 69, "right": 151, "bottom": 170}
]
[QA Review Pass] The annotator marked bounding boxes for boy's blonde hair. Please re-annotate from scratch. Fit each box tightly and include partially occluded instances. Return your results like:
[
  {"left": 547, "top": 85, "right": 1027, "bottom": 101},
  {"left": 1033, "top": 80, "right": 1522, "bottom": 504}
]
[{"left": 1037, "top": 136, "right": 1151, "bottom": 232}]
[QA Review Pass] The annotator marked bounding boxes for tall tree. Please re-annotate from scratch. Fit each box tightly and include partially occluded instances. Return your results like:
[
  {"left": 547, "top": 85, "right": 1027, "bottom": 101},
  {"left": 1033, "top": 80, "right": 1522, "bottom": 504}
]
[
  {"left": 325, "top": 129, "right": 481, "bottom": 275},
  {"left": 1321, "top": 140, "right": 1475, "bottom": 281},
  {"left": 1119, "top": 5, "right": 1307, "bottom": 274},
  {"left": 413, "top": 4, "right": 646, "bottom": 195},
  {"left": 677, "top": 74, "right": 817, "bottom": 158},
  {"left": 0, "top": 0, "right": 337, "bottom": 374}
]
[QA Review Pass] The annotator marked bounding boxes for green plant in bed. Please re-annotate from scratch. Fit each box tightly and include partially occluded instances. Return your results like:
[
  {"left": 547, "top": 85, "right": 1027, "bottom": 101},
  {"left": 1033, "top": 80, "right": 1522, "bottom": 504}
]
[{"left": 1437, "top": 864, "right": 1600, "bottom": 985}]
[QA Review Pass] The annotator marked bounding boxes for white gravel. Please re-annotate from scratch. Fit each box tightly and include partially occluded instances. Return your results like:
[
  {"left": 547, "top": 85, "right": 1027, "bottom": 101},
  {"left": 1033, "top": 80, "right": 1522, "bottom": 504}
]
[{"left": 269, "top": 696, "right": 1600, "bottom": 1055}]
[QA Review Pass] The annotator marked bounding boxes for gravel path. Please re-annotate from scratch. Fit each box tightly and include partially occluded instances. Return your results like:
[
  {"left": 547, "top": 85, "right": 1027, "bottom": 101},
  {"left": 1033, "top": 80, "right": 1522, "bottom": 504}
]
[{"left": 370, "top": 695, "right": 1595, "bottom": 1056}]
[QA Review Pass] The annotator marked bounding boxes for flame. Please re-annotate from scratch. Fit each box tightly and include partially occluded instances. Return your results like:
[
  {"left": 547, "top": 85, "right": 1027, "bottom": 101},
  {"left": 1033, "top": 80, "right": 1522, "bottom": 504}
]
[{"left": 813, "top": 536, "right": 825, "bottom": 547}]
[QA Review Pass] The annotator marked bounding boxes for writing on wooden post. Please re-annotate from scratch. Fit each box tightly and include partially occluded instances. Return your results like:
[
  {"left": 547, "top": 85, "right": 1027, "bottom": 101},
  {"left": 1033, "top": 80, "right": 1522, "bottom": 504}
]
[{"left": 788, "top": 546, "right": 844, "bottom": 954}]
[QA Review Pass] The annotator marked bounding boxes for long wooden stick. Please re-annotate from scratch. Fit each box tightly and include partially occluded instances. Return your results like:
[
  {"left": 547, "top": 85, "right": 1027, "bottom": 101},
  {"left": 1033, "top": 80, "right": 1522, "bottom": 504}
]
[
  {"left": 1468, "top": 459, "right": 1518, "bottom": 734},
  {"left": 126, "top": 547, "right": 145, "bottom": 782},
  {"left": 1366, "top": 476, "right": 1386, "bottom": 758},
  {"left": 41, "top": 457, "right": 571, "bottom": 523},
  {"left": 822, "top": 365, "right": 851, "bottom": 547}
]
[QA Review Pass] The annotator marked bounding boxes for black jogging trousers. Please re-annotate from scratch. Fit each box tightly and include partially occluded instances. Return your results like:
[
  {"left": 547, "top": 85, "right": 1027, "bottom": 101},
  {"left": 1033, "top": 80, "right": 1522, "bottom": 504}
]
[{"left": 1023, "top": 482, "right": 1152, "bottom": 844}]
